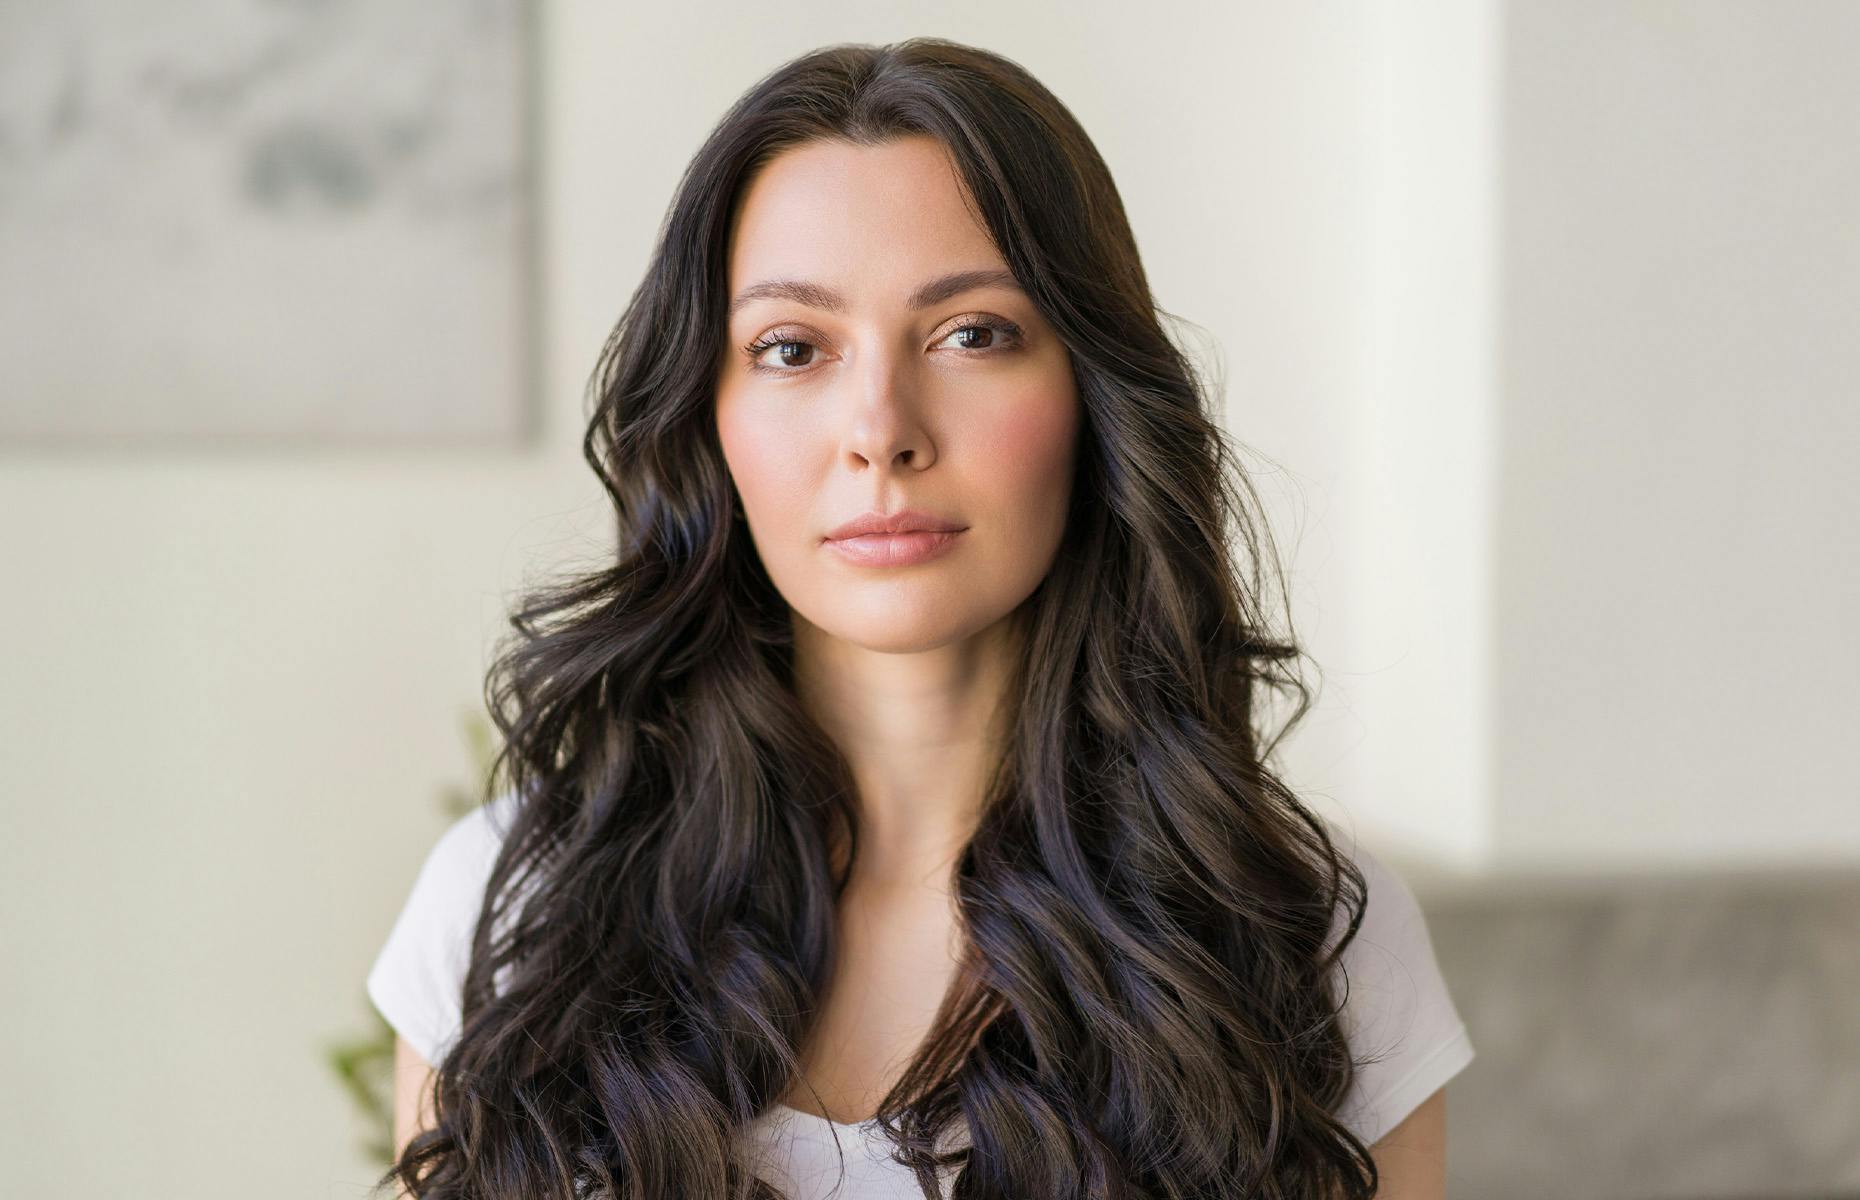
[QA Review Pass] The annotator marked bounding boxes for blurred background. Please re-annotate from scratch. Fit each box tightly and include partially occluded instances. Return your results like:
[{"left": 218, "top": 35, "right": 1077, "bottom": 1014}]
[{"left": 1, "top": 2, "right": 1853, "bottom": 1197}]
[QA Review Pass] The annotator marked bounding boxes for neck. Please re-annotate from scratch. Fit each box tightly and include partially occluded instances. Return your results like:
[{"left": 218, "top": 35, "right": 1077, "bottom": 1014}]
[{"left": 792, "top": 610, "right": 1022, "bottom": 889}]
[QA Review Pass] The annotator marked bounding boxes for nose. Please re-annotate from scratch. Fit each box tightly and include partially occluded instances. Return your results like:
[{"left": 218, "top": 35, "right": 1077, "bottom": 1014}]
[{"left": 838, "top": 342, "right": 937, "bottom": 473}]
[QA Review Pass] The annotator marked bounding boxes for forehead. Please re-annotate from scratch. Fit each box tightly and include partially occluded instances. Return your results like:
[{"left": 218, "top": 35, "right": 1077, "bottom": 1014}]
[{"left": 725, "top": 135, "right": 1003, "bottom": 290}]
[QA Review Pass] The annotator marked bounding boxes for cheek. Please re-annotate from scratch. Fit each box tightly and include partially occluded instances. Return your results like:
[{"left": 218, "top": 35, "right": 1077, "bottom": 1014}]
[
  {"left": 976, "top": 386, "right": 1079, "bottom": 515},
  {"left": 717, "top": 403, "right": 814, "bottom": 519}
]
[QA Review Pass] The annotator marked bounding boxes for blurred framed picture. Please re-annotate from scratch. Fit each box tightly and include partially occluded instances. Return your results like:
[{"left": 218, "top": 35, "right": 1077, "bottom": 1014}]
[{"left": 0, "top": 1, "right": 537, "bottom": 446}]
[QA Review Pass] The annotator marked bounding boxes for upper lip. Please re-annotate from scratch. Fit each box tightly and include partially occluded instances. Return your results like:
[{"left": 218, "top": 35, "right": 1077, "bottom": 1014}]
[{"left": 824, "top": 509, "right": 968, "bottom": 540}]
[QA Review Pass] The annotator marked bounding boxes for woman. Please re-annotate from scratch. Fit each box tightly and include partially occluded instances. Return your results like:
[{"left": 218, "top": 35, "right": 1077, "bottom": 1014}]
[{"left": 366, "top": 36, "right": 1473, "bottom": 1200}]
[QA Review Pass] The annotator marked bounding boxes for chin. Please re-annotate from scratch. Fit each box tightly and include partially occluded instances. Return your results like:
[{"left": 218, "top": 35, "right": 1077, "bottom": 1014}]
[{"left": 805, "top": 605, "right": 998, "bottom": 655}]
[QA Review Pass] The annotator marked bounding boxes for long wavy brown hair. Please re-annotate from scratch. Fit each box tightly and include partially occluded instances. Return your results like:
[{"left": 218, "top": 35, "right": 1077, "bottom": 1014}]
[{"left": 375, "top": 35, "right": 1377, "bottom": 1200}]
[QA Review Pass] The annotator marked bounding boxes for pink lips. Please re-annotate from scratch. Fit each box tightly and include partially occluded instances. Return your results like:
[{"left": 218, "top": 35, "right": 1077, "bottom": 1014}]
[{"left": 822, "top": 508, "right": 968, "bottom": 567}]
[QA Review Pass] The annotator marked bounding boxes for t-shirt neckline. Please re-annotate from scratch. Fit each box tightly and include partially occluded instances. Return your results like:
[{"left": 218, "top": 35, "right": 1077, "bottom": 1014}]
[{"left": 773, "top": 1100, "right": 881, "bottom": 1133}]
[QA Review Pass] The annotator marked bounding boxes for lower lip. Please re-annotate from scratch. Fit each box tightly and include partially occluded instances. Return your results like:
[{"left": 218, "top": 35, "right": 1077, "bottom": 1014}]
[{"left": 823, "top": 528, "right": 966, "bottom": 567}]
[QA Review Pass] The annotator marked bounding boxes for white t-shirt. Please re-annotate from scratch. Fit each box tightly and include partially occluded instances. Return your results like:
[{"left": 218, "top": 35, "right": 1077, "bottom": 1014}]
[{"left": 367, "top": 791, "right": 1474, "bottom": 1197}]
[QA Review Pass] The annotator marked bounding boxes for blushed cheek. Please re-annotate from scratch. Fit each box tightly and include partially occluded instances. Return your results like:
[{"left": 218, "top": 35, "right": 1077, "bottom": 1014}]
[
  {"left": 985, "top": 387, "right": 1079, "bottom": 516},
  {"left": 718, "top": 407, "right": 815, "bottom": 527}
]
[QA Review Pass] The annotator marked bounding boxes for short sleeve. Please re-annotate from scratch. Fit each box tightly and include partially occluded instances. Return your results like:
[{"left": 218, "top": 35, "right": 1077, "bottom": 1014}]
[
  {"left": 365, "top": 791, "right": 521, "bottom": 1066},
  {"left": 1323, "top": 821, "right": 1476, "bottom": 1147}
]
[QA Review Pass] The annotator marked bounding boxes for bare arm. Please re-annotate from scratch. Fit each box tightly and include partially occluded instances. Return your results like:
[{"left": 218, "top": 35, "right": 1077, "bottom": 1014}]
[
  {"left": 1366, "top": 1085, "right": 1448, "bottom": 1199},
  {"left": 390, "top": 1035, "right": 440, "bottom": 1196}
]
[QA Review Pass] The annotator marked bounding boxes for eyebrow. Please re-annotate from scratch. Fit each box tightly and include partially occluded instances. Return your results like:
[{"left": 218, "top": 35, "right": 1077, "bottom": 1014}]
[{"left": 727, "top": 267, "right": 1026, "bottom": 319}]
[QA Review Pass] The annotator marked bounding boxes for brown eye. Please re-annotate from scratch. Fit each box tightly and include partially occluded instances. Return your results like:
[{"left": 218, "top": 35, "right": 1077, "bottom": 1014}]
[
  {"left": 741, "top": 316, "right": 1024, "bottom": 377},
  {"left": 937, "top": 317, "right": 1023, "bottom": 354},
  {"left": 742, "top": 333, "right": 821, "bottom": 374}
]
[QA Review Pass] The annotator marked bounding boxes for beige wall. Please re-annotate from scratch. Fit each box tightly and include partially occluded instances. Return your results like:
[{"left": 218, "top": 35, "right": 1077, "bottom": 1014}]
[
  {"left": 1, "top": 2, "right": 1852, "bottom": 1195},
  {"left": 1493, "top": 1, "right": 1860, "bottom": 871}
]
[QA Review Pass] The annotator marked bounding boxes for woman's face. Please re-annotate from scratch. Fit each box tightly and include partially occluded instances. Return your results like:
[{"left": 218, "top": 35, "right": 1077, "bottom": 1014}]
[{"left": 715, "top": 135, "right": 1080, "bottom": 654}]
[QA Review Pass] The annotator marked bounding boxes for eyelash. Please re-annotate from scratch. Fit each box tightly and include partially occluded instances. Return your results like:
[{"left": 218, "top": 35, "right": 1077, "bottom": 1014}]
[{"left": 739, "top": 317, "right": 1025, "bottom": 375}]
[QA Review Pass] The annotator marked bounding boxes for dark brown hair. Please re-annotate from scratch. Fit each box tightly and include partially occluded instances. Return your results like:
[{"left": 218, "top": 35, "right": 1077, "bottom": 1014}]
[{"left": 377, "top": 36, "right": 1376, "bottom": 1200}]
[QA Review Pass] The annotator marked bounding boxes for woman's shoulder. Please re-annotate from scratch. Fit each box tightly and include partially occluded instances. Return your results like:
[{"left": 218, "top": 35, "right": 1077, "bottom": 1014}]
[
  {"left": 1313, "top": 810, "right": 1477, "bottom": 1147},
  {"left": 365, "top": 790, "right": 525, "bottom": 1064},
  {"left": 394, "top": 790, "right": 525, "bottom": 925},
  {"left": 429, "top": 789, "right": 524, "bottom": 876},
  {"left": 1318, "top": 813, "right": 1429, "bottom": 959}
]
